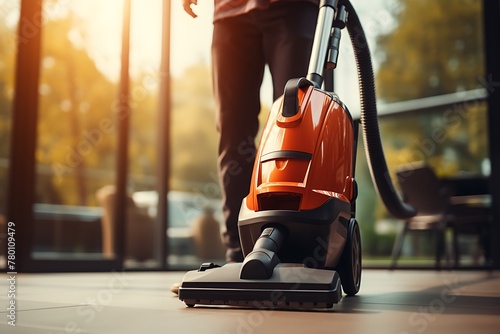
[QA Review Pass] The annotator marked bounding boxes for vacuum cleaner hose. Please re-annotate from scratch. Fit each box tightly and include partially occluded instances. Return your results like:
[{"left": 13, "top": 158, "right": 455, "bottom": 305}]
[{"left": 340, "top": 0, "right": 416, "bottom": 219}]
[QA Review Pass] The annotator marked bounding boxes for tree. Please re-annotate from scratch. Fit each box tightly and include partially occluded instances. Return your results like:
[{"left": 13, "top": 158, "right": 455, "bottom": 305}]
[
  {"left": 37, "top": 15, "right": 118, "bottom": 206},
  {"left": 373, "top": 0, "right": 487, "bottom": 176},
  {"left": 376, "top": 0, "right": 483, "bottom": 103}
]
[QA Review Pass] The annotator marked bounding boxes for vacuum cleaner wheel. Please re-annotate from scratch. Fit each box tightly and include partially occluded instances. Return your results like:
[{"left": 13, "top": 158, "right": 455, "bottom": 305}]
[{"left": 337, "top": 218, "right": 362, "bottom": 296}]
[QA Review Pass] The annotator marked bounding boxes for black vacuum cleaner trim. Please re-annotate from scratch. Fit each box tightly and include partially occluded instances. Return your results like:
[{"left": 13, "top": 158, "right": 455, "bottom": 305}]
[
  {"left": 239, "top": 196, "right": 351, "bottom": 227},
  {"left": 260, "top": 150, "right": 312, "bottom": 163},
  {"left": 179, "top": 263, "right": 342, "bottom": 309}
]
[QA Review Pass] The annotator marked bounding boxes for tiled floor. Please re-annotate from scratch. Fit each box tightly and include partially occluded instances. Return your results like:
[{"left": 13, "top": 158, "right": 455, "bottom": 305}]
[{"left": 1, "top": 269, "right": 499, "bottom": 334}]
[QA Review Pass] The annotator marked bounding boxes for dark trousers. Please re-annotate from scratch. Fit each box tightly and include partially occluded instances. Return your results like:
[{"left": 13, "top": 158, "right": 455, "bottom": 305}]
[{"left": 212, "top": 1, "right": 318, "bottom": 261}]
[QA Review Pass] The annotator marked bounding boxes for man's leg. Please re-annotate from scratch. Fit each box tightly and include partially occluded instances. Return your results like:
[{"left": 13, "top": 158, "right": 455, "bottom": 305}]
[
  {"left": 260, "top": 2, "right": 318, "bottom": 100},
  {"left": 212, "top": 15, "right": 265, "bottom": 262}
]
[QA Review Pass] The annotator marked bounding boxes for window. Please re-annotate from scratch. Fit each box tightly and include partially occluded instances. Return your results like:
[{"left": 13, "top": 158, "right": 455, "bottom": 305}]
[{"left": 336, "top": 0, "right": 487, "bottom": 266}]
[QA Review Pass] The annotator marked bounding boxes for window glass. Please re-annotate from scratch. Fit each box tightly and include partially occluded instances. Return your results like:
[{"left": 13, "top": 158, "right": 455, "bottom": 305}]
[
  {"left": 337, "top": 0, "right": 487, "bottom": 266},
  {"left": 0, "top": 0, "right": 20, "bottom": 270},
  {"left": 166, "top": 1, "right": 225, "bottom": 269},
  {"left": 34, "top": 0, "right": 123, "bottom": 261}
]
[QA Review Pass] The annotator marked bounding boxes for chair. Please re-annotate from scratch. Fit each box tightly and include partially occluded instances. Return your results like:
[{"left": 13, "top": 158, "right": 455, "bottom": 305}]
[
  {"left": 391, "top": 163, "right": 493, "bottom": 269},
  {"left": 390, "top": 163, "right": 449, "bottom": 269},
  {"left": 446, "top": 192, "right": 493, "bottom": 267}
]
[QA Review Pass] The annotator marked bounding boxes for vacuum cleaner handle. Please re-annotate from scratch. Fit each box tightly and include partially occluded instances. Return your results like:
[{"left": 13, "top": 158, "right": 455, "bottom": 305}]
[
  {"left": 303, "top": 0, "right": 416, "bottom": 219},
  {"left": 307, "top": 0, "right": 338, "bottom": 87}
]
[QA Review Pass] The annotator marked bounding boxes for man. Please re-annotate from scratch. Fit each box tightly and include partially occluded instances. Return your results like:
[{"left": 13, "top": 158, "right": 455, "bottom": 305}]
[{"left": 183, "top": 0, "right": 319, "bottom": 263}]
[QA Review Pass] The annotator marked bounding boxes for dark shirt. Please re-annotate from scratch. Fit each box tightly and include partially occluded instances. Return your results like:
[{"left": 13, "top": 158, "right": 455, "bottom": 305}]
[{"left": 214, "top": 0, "right": 320, "bottom": 22}]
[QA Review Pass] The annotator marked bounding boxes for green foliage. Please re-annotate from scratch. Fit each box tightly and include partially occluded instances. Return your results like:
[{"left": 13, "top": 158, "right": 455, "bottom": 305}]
[
  {"left": 372, "top": 0, "right": 487, "bottom": 179},
  {"left": 376, "top": 0, "right": 483, "bottom": 103}
]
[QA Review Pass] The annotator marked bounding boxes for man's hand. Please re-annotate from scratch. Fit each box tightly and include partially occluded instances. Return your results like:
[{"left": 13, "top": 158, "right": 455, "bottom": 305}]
[{"left": 183, "top": 0, "right": 198, "bottom": 18}]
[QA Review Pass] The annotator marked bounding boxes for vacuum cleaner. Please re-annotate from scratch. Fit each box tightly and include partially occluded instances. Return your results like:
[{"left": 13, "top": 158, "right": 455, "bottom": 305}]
[{"left": 178, "top": 0, "right": 415, "bottom": 309}]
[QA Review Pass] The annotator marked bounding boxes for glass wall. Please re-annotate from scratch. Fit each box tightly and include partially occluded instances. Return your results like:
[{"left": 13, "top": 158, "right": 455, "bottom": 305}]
[
  {"left": 0, "top": 0, "right": 20, "bottom": 270},
  {"left": 336, "top": 0, "right": 487, "bottom": 267},
  {"left": 7, "top": 0, "right": 225, "bottom": 270},
  {"left": 33, "top": 0, "right": 123, "bottom": 261},
  {"left": 124, "top": 0, "right": 164, "bottom": 268},
  {"left": 165, "top": 1, "right": 224, "bottom": 269},
  {"left": 31, "top": 0, "right": 166, "bottom": 268}
]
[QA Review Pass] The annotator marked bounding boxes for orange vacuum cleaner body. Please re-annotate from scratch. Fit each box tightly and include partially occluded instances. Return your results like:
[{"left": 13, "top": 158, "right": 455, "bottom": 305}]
[{"left": 238, "top": 81, "right": 357, "bottom": 269}]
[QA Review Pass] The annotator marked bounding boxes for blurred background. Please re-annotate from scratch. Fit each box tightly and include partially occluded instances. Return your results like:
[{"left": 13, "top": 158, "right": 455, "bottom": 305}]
[{"left": 0, "top": 0, "right": 495, "bottom": 271}]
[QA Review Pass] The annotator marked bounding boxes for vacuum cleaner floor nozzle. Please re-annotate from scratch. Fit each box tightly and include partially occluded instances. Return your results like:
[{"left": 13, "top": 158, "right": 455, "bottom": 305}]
[{"left": 178, "top": 263, "right": 342, "bottom": 309}]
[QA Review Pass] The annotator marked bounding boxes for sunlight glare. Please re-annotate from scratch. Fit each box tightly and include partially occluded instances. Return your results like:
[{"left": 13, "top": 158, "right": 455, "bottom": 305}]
[{"left": 60, "top": 0, "right": 215, "bottom": 82}]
